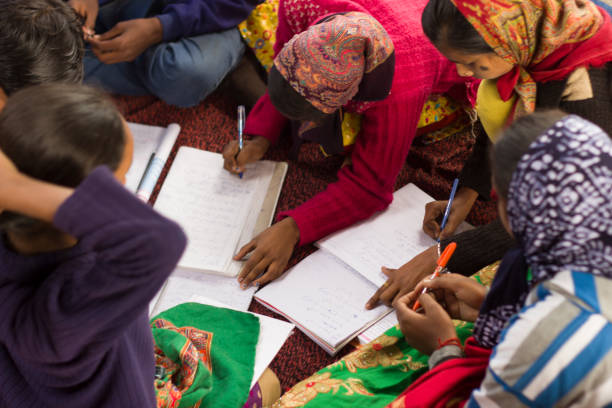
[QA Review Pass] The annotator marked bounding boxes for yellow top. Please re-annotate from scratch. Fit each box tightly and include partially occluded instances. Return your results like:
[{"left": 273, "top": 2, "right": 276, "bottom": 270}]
[{"left": 476, "top": 79, "right": 516, "bottom": 142}]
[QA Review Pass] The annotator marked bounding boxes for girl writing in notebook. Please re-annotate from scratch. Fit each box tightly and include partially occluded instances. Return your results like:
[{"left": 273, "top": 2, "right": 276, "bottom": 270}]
[
  {"left": 0, "top": 83, "right": 187, "bottom": 407},
  {"left": 222, "top": 0, "right": 476, "bottom": 288}
]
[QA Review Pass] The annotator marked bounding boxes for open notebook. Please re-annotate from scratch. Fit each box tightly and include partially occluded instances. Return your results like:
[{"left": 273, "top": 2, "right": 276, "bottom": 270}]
[
  {"left": 255, "top": 250, "right": 392, "bottom": 355},
  {"left": 255, "top": 183, "right": 472, "bottom": 355},
  {"left": 154, "top": 146, "right": 288, "bottom": 277},
  {"left": 318, "top": 183, "right": 472, "bottom": 287}
]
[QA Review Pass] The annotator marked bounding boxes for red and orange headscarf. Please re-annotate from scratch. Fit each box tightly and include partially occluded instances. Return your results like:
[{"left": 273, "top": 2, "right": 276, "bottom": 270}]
[{"left": 452, "top": 0, "right": 612, "bottom": 116}]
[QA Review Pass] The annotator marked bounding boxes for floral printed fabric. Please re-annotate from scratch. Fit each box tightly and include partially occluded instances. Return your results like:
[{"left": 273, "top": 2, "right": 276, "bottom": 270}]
[{"left": 239, "top": 0, "right": 279, "bottom": 72}]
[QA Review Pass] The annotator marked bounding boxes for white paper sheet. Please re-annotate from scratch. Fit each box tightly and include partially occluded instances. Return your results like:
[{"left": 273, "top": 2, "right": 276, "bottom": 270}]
[{"left": 149, "top": 268, "right": 257, "bottom": 317}]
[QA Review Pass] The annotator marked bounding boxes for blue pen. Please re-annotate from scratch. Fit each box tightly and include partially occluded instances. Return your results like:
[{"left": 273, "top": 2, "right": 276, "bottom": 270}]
[
  {"left": 438, "top": 178, "right": 459, "bottom": 243},
  {"left": 237, "top": 105, "right": 245, "bottom": 179}
]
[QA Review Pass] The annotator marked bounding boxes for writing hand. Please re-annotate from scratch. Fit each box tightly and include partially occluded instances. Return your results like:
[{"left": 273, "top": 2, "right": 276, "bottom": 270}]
[
  {"left": 395, "top": 292, "right": 456, "bottom": 355},
  {"left": 69, "top": 0, "right": 99, "bottom": 38},
  {"left": 88, "top": 18, "right": 163, "bottom": 64},
  {"left": 406, "top": 273, "right": 486, "bottom": 322},
  {"left": 366, "top": 246, "right": 437, "bottom": 309},
  {"left": 222, "top": 136, "right": 270, "bottom": 175},
  {"left": 422, "top": 187, "right": 478, "bottom": 240},
  {"left": 235, "top": 217, "right": 300, "bottom": 288}
]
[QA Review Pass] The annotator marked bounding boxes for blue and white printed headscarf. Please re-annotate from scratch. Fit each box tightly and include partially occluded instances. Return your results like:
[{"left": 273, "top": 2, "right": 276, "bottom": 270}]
[
  {"left": 474, "top": 115, "right": 612, "bottom": 348},
  {"left": 507, "top": 114, "right": 612, "bottom": 282}
]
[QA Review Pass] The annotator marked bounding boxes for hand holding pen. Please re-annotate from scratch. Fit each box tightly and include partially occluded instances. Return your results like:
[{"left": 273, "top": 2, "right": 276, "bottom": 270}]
[{"left": 412, "top": 242, "right": 457, "bottom": 311}]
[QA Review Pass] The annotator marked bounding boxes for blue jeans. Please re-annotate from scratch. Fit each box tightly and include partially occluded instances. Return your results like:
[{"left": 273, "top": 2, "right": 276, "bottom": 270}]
[{"left": 84, "top": 0, "right": 245, "bottom": 107}]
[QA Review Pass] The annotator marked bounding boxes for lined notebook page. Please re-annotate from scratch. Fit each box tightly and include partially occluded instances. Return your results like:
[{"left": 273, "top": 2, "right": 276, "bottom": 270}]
[
  {"left": 154, "top": 147, "right": 275, "bottom": 275},
  {"left": 318, "top": 184, "right": 439, "bottom": 287},
  {"left": 255, "top": 250, "right": 390, "bottom": 352}
]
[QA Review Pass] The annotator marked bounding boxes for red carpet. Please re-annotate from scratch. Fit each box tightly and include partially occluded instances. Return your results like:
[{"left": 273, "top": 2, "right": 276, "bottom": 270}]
[{"left": 114, "top": 90, "right": 497, "bottom": 390}]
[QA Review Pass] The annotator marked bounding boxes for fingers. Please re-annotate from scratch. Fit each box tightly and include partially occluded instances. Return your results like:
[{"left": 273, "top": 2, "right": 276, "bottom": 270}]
[
  {"left": 439, "top": 215, "right": 461, "bottom": 240},
  {"left": 417, "top": 292, "right": 444, "bottom": 315},
  {"left": 222, "top": 141, "right": 240, "bottom": 173},
  {"left": 252, "top": 261, "right": 284, "bottom": 287},
  {"left": 234, "top": 240, "right": 256, "bottom": 261},
  {"left": 365, "top": 267, "right": 396, "bottom": 309},
  {"left": 422, "top": 201, "right": 445, "bottom": 239},
  {"left": 96, "top": 24, "right": 123, "bottom": 41}
]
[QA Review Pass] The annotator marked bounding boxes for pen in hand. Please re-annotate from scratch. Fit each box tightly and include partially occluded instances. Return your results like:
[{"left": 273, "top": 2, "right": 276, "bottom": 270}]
[
  {"left": 438, "top": 178, "right": 459, "bottom": 243},
  {"left": 412, "top": 242, "right": 457, "bottom": 311},
  {"left": 237, "top": 105, "right": 245, "bottom": 179}
]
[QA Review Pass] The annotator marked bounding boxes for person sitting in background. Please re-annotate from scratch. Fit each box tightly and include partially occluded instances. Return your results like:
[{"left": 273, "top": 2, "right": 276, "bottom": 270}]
[
  {"left": 0, "top": 0, "right": 84, "bottom": 110},
  {"left": 70, "top": 0, "right": 262, "bottom": 108},
  {"left": 390, "top": 111, "right": 612, "bottom": 407}
]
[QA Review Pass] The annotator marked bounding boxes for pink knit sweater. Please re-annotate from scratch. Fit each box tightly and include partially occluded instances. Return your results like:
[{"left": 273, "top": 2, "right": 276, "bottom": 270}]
[{"left": 244, "top": 0, "right": 476, "bottom": 245}]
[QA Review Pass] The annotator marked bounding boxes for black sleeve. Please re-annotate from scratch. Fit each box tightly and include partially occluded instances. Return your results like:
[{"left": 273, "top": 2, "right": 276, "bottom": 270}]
[
  {"left": 558, "top": 64, "right": 612, "bottom": 137},
  {"left": 440, "top": 218, "right": 515, "bottom": 276},
  {"left": 458, "top": 120, "right": 493, "bottom": 199}
]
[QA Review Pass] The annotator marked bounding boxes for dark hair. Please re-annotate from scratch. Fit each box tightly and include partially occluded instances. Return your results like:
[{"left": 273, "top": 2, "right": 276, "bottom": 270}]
[
  {"left": 491, "top": 110, "right": 568, "bottom": 200},
  {"left": 268, "top": 65, "right": 332, "bottom": 123},
  {"left": 0, "top": 83, "right": 126, "bottom": 233},
  {"left": 0, "top": 0, "right": 84, "bottom": 95},
  {"left": 422, "top": 0, "right": 493, "bottom": 54}
]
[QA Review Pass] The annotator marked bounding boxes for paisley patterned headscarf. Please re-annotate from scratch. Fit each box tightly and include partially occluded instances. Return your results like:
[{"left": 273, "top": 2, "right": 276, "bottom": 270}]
[
  {"left": 452, "top": 0, "right": 612, "bottom": 116},
  {"left": 274, "top": 11, "right": 395, "bottom": 114},
  {"left": 474, "top": 115, "right": 612, "bottom": 348}
]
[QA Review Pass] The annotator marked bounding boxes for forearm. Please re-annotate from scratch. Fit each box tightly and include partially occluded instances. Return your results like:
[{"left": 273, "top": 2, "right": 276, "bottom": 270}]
[
  {"left": 441, "top": 218, "right": 515, "bottom": 276},
  {"left": 0, "top": 172, "right": 72, "bottom": 224}
]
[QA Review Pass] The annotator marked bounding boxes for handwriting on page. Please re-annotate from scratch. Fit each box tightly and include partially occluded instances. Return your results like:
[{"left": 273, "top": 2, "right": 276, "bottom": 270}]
[
  {"left": 256, "top": 250, "right": 389, "bottom": 348},
  {"left": 154, "top": 148, "right": 266, "bottom": 273},
  {"left": 318, "top": 184, "right": 437, "bottom": 287}
]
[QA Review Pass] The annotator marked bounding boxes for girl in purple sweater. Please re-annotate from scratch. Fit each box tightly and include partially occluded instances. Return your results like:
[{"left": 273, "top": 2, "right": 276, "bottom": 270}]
[{"left": 0, "top": 83, "right": 186, "bottom": 407}]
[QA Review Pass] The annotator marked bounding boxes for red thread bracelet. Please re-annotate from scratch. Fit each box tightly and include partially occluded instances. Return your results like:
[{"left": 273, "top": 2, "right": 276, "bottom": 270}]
[{"left": 437, "top": 337, "right": 463, "bottom": 350}]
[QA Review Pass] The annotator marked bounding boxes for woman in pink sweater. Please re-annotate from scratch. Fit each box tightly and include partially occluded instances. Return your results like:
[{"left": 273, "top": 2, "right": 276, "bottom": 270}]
[{"left": 223, "top": 0, "right": 475, "bottom": 287}]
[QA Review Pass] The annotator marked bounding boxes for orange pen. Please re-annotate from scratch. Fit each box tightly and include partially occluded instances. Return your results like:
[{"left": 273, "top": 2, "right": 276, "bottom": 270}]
[{"left": 412, "top": 242, "right": 457, "bottom": 311}]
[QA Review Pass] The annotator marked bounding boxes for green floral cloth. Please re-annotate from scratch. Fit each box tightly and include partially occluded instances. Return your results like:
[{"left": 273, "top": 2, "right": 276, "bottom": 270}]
[{"left": 151, "top": 303, "right": 260, "bottom": 408}]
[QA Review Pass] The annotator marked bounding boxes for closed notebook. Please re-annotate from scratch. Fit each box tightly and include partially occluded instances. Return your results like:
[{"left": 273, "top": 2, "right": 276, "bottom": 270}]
[
  {"left": 153, "top": 146, "right": 288, "bottom": 277},
  {"left": 125, "top": 122, "right": 180, "bottom": 193}
]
